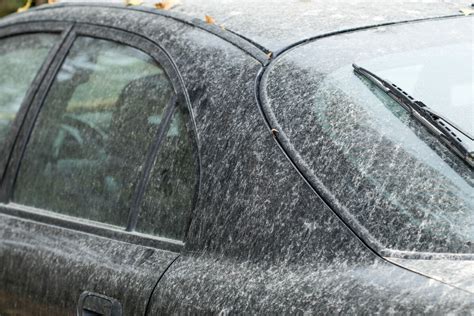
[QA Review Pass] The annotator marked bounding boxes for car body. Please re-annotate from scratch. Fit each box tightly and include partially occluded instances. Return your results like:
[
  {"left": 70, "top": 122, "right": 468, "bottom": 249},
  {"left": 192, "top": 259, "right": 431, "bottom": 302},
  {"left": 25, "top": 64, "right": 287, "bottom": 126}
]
[{"left": 0, "top": 0, "right": 473, "bottom": 314}]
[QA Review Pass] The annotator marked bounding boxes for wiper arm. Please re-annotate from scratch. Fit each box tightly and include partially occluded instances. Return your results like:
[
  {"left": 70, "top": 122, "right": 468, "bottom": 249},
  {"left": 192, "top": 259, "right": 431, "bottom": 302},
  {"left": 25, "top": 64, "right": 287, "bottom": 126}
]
[{"left": 353, "top": 63, "right": 474, "bottom": 168}]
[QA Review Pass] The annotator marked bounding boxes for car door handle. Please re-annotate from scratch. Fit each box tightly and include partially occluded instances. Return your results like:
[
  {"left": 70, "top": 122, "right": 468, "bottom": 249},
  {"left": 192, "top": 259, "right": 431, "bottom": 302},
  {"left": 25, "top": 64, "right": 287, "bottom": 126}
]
[{"left": 77, "top": 291, "right": 122, "bottom": 316}]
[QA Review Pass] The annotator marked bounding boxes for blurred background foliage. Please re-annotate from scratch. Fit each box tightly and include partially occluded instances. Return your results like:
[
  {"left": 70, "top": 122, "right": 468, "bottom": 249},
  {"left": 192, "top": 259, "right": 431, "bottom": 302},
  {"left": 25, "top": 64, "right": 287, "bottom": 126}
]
[{"left": 0, "top": 0, "right": 48, "bottom": 17}]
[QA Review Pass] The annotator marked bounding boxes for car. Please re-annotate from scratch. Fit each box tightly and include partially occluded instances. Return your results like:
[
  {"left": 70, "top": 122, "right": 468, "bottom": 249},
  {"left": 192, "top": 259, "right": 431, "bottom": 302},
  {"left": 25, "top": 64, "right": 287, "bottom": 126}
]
[{"left": 0, "top": 0, "right": 473, "bottom": 314}]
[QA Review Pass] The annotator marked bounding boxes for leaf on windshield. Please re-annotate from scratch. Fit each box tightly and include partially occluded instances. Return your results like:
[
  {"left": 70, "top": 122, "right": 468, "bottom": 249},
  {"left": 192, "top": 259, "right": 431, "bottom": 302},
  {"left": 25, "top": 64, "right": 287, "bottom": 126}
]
[{"left": 155, "top": 0, "right": 180, "bottom": 10}]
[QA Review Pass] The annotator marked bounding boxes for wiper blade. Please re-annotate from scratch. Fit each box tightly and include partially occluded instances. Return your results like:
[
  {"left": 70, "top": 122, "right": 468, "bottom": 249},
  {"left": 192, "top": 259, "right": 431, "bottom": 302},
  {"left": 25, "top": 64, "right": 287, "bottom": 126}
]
[{"left": 353, "top": 63, "right": 474, "bottom": 168}]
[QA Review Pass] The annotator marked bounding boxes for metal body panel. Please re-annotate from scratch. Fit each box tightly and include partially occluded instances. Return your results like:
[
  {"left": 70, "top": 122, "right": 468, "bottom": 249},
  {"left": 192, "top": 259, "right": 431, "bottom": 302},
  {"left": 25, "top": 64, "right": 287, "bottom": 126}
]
[
  {"left": 173, "top": 0, "right": 471, "bottom": 53},
  {"left": 0, "top": 213, "right": 178, "bottom": 315},
  {"left": 39, "top": 0, "right": 471, "bottom": 53}
]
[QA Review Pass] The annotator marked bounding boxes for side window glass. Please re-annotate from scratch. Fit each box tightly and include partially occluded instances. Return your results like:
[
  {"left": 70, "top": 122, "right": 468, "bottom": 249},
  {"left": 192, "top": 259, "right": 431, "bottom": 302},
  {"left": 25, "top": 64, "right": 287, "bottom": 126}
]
[
  {"left": 0, "top": 34, "right": 57, "bottom": 153},
  {"left": 14, "top": 37, "right": 174, "bottom": 227},
  {"left": 136, "top": 104, "right": 198, "bottom": 240}
]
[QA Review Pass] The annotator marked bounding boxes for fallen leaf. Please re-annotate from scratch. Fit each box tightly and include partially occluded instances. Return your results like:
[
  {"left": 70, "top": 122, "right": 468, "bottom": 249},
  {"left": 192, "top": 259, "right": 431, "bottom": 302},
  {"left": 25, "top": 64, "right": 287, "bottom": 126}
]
[
  {"left": 271, "top": 128, "right": 279, "bottom": 137},
  {"left": 266, "top": 52, "right": 273, "bottom": 59},
  {"left": 17, "top": 0, "right": 32, "bottom": 13},
  {"left": 205, "top": 15, "right": 216, "bottom": 24},
  {"left": 155, "top": 0, "right": 179, "bottom": 10},
  {"left": 126, "top": 0, "right": 143, "bottom": 6},
  {"left": 459, "top": 8, "right": 474, "bottom": 15}
]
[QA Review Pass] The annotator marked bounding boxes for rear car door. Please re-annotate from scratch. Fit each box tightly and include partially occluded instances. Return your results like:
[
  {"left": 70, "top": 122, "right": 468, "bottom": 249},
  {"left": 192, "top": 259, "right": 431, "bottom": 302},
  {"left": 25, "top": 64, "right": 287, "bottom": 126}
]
[{"left": 0, "top": 22, "right": 199, "bottom": 315}]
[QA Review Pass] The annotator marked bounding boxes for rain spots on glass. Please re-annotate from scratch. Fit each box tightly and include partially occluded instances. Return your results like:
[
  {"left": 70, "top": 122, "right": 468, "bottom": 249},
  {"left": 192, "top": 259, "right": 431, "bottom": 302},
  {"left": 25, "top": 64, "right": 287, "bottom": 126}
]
[
  {"left": 14, "top": 36, "right": 174, "bottom": 227},
  {"left": 263, "top": 18, "right": 474, "bottom": 254},
  {"left": 0, "top": 34, "right": 57, "bottom": 152}
]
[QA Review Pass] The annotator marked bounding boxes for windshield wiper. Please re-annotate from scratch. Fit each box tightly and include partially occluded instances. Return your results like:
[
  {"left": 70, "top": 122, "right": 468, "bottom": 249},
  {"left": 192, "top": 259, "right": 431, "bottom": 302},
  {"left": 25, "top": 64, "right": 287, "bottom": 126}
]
[{"left": 353, "top": 63, "right": 474, "bottom": 168}]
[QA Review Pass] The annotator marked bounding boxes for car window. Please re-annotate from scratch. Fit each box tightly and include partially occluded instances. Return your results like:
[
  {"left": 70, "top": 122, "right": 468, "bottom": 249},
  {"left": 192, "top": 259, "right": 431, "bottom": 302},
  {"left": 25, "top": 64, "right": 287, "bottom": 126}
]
[
  {"left": 263, "top": 17, "right": 473, "bottom": 254},
  {"left": 14, "top": 36, "right": 174, "bottom": 227},
  {"left": 136, "top": 103, "right": 198, "bottom": 240},
  {"left": 0, "top": 34, "right": 57, "bottom": 153}
]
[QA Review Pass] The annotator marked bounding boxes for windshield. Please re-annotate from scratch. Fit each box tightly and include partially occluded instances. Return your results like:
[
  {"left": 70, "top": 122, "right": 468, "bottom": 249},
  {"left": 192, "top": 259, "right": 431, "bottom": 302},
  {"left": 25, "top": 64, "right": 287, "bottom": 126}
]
[{"left": 263, "top": 16, "right": 473, "bottom": 254}]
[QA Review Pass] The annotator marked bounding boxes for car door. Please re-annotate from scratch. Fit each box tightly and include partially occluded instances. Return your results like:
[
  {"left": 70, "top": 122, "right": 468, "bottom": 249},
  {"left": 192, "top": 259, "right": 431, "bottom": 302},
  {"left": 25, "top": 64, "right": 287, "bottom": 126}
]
[{"left": 0, "top": 22, "right": 199, "bottom": 315}]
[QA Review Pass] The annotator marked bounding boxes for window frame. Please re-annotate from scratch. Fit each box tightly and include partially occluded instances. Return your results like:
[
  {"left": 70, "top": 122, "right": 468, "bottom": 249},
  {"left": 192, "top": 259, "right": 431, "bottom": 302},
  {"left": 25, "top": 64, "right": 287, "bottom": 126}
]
[
  {"left": 0, "top": 21, "right": 71, "bottom": 185},
  {"left": 0, "top": 22, "right": 200, "bottom": 252}
]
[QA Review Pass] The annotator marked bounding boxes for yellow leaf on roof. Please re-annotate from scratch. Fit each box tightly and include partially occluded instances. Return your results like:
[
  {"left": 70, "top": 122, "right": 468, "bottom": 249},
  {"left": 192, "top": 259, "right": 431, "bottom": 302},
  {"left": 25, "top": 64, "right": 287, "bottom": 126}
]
[
  {"left": 205, "top": 15, "right": 216, "bottom": 24},
  {"left": 126, "top": 0, "right": 143, "bottom": 6},
  {"left": 155, "top": 0, "right": 180, "bottom": 10},
  {"left": 17, "top": 0, "right": 32, "bottom": 13},
  {"left": 459, "top": 8, "right": 474, "bottom": 16}
]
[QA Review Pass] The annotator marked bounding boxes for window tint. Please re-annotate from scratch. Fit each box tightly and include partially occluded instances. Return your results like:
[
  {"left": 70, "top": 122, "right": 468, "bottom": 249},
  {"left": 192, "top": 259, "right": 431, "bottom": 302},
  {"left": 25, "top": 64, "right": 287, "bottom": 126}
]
[
  {"left": 14, "top": 37, "right": 174, "bottom": 227},
  {"left": 0, "top": 34, "right": 57, "bottom": 152},
  {"left": 136, "top": 104, "right": 198, "bottom": 240}
]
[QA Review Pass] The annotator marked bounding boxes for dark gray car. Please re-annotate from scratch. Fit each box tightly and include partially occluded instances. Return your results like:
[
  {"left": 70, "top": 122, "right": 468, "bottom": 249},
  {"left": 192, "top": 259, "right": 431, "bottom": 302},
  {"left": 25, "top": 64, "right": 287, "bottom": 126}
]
[{"left": 0, "top": 1, "right": 473, "bottom": 314}]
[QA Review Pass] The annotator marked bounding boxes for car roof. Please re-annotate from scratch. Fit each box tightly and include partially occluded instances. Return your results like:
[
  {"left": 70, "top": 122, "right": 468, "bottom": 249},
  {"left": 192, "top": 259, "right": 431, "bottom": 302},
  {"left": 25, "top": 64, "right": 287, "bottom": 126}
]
[
  {"left": 175, "top": 0, "right": 472, "bottom": 53},
  {"left": 51, "top": 0, "right": 471, "bottom": 53}
]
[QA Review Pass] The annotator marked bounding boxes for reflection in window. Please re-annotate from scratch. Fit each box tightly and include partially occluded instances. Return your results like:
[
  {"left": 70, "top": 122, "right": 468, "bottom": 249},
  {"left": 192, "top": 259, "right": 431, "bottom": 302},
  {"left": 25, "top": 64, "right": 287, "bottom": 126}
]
[
  {"left": 136, "top": 104, "right": 198, "bottom": 240},
  {"left": 14, "top": 37, "right": 174, "bottom": 227},
  {"left": 0, "top": 34, "right": 57, "bottom": 152}
]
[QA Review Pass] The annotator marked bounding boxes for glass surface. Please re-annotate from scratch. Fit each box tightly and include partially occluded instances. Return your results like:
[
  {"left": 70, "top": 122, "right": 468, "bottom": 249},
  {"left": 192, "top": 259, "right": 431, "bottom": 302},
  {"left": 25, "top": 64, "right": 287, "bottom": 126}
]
[
  {"left": 14, "top": 36, "right": 174, "bottom": 227},
  {"left": 371, "top": 43, "right": 473, "bottom": 135},
  {"left": 136, "top": 104, "right": 198, "bottom": 240},
  {"left": 265, "top": 17, "right": 474, "bottom": 253},
  {"left": 0, "top": 34, "right": 57, "bottom": 152}
]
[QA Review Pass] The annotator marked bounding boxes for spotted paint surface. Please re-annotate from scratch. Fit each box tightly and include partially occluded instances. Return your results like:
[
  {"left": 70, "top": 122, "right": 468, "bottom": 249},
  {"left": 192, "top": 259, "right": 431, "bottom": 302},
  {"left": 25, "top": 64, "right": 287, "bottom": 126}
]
[{"left": 0, "top": 3, "right": 472, "bottom": 314}]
